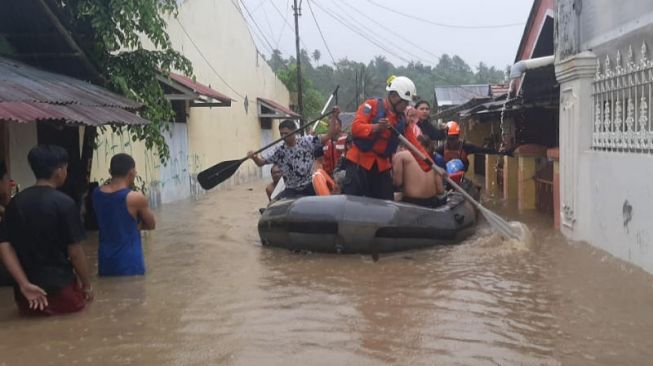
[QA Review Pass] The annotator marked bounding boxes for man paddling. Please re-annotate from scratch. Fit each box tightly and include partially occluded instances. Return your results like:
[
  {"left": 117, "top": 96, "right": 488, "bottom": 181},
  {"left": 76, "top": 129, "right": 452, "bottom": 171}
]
[
  {"left": 340, "top": 76, "right": 431, "bottom": 200},
  {"left": 248, "top": 108, "right": 342, "bottom": 199}
]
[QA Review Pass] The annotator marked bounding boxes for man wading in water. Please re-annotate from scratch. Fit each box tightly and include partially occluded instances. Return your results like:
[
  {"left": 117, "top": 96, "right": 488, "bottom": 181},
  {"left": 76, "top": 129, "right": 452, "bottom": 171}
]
[
  {"left": 0, "top": 145, "right": 93, "bottom": 315},
  {"left": 93, "top": 153, "right": 156, "bottom": 276}
]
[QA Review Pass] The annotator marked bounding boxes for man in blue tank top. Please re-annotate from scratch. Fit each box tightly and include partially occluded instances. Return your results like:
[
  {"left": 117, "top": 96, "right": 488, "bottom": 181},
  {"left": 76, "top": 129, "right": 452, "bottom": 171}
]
[{"left": 92, "top": 154, "right": 156, "bottom": 276}]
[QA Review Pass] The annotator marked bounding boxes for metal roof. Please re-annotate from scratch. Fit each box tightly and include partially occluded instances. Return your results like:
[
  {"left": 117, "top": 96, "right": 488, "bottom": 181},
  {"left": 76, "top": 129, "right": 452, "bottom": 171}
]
[
  {"left": 167, "top": 72, "right": 233, "bottom": 106},
  {"left": 434, "top": 84, "right": 491, "bottom": 107},
  {"left": 257, "top": 97, "right": 301, "bottom": 119},
  {"left": 0, "top": 56, "right": 148, "bottom": 125}
]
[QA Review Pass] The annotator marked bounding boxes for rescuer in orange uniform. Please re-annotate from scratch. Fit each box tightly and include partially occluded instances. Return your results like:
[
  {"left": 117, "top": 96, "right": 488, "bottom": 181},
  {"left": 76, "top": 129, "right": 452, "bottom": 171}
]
[
  {"left": 435, "top": 121, "right": 507, "bottom": 171},
  {"left": 340, "top": 76, "right": 431, "bottom": 200}
]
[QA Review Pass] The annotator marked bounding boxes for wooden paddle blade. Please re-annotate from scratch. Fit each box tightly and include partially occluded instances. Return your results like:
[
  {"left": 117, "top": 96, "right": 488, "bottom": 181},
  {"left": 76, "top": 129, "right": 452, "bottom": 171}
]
[{"left": 197, "top": 159, "right": 244, "bottom": 190}]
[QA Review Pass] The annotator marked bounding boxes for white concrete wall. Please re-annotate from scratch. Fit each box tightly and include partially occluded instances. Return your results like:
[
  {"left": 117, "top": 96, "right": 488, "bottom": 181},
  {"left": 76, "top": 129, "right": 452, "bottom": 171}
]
[
  {"left": 168, "top": 0, "right": 289, "bottom": 187},
  {"left": 584, "top": 152, "right": 653, "bottom": 270},
  {"left": 92, "top": 0, "right": 290, "bottom": 202},
  {"left": 555, "top": 0, "right": 653, "bottom": 273}
]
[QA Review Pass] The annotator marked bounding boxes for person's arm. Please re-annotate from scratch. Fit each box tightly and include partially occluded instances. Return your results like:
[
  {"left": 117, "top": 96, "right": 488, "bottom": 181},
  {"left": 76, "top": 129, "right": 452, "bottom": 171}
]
[
  {"left": 434, "top": 172, "right": 445, "bottom": 194},
  {"left": 463, "top": 142, "right": 499, "bottom": 155},
  {"left": 403, "top": 123, "right": 432, "bottom": 172},
  {"left": 351, "top": 100, "right": 388, "bottom": 138},
  {"left": 318, "top": 107, "right": 342, "bottom": 144},
  {"left": 392, "top": 153, "right": 405, "bottom": 189},
  {"left": 266, "top": 183, "right": 274, "bottom": 201},
  {"left": 60, "top": 197, "right": 92, "bottom": 301},
  {"left": 67, "top": 243, "right": 93, "bottom": 301},
  {"left": 0, "top": 242, "right": 48, "bottom": 310},
  {"left": 128, "top": 192, "right": 156, "bottom": 230},
  {"left": 247, "top": 152, "right": 267, "bottom": 167},
  {"left": 418, "top": 120, "right": 446, "bottom": 141}
]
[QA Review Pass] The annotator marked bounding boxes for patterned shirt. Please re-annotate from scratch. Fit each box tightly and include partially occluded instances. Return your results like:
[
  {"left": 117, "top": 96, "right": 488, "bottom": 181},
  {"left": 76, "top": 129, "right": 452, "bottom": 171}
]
[{"left": 264, "top": 135, "right": 319, "bottom": 189}]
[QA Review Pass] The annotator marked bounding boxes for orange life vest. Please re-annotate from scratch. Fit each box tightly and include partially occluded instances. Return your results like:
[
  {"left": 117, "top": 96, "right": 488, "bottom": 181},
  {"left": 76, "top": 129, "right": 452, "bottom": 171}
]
[
  {"left": 443, "top": 141, "right": 469, "bottom": 164},
  {"left": 312, "top": 169, "right": 337, "bottom": 196},
  {"left": 322, "top": 134, "right": 347, "bottom": 176}
]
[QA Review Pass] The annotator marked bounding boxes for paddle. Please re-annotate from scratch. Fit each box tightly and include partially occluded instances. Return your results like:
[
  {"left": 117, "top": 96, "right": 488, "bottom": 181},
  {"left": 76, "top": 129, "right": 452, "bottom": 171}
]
[
  {"left": 197, "top": 109, "right": 336, "bottom": 190},
  {"left": 198, "top": 86, "right": 340, "bottom": 190},
  {"left": 390, "top": 127, "right": 519, "bottom": 240}
]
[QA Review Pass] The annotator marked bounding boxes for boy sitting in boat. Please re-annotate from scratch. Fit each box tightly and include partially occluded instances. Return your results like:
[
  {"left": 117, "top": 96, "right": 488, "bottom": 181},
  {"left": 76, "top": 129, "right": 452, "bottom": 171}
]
[{"left": 392, "top": 135, "right": 447, "bottom": 208}]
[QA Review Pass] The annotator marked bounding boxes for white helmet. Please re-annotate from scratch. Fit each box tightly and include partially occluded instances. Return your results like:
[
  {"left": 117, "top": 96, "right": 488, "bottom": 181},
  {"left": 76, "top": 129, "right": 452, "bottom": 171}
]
[{"left": 386, "top": 76, "right": 417, "bottom": 102}]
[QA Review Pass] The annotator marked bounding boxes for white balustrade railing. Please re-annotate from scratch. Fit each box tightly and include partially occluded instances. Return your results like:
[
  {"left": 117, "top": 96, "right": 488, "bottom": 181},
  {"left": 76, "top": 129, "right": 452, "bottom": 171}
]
[{"left": 593, "top": 41, "right": 653, "bottom": 152}]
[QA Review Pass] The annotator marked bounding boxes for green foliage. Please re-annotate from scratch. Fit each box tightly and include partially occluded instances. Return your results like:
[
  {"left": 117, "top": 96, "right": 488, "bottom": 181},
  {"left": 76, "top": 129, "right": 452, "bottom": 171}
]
[
  {"left": 269, "top": 49, "right": 508, "bottom": 112},
  {"left": 275, "top": 63, "right": 326, "bottom": 119},
  {"left": 52, "top": 0, "right": 193, "bottom": 163}
]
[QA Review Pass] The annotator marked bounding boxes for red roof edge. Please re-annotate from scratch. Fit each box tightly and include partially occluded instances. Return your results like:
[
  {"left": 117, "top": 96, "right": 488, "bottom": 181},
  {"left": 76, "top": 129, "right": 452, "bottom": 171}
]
[
  {"left": 168, "top": 72, "right": 233, "bottom": 103},
  {"left": 257, "top": 97, "right": 301, "bottom": 118}
]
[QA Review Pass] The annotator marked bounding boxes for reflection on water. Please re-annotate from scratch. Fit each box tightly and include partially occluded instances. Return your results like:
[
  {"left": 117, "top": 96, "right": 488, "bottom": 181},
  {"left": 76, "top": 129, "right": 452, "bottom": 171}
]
[{"left": 1, "top": 181, "right": 653, "bottom": 365}]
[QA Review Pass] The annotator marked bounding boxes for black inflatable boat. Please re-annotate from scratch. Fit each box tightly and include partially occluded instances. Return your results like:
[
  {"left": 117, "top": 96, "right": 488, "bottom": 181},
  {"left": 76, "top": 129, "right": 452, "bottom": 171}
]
[{"left": 258, "top": 183, "right": 479, "bottom": 254}]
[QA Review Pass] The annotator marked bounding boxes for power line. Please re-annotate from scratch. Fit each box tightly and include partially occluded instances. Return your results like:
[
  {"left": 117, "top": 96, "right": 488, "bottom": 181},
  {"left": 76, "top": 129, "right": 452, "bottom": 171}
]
[
  {"left": 175, "top": 18, "right": 245, "bottom": 100},
  {"left": 364, "top": 0, "right": 525, "bottom": 30},
  {"left": 268, "top": 0, "right": 309, "bottom": 51},
  {"left": 309, "top": 1, "right": 484, "bottom": 99},
  {"left": 310, "top": 1, "right": 412, "bottom": 65},
  {"left": 238, "top": 0, "right": 276, "bottom": 53},
  {"left": 331, "top": 0, "right": 440, "bottom": 61},
  {"left": 305, "top": 0, "right": 337, "bottom": 67},
  {"left": 260, "top": 0, "right": 277, "bottom": 42},
  {"left": 269, "top": 0, "right": 290, "bottom": 49},
  {"left": 321, "top": 0, "right": 434, "bottom": 65},
  {"left": 315, "top": 0, "right": 488, "bottom": 98}
]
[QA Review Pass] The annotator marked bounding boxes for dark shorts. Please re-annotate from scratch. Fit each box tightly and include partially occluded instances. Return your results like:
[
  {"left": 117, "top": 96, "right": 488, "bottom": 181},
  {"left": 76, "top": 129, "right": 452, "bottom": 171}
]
[
  {"left": 402, "top": 195, "right": 447, "bottom": 209},
  {"left": 276, "top": 184, "right": 316, "bottom": 200},
  {"left": 340, "top": 159, "right": 393, "bottom": 200},
  {"left": 14, "top": 280, "right": 86, "bottom": 316}
]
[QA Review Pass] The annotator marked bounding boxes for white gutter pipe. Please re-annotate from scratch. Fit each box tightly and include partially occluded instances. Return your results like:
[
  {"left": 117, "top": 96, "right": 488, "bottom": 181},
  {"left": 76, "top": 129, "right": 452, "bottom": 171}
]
[{"left": 509, "top": 55, "right": 555, "bottom": 79}]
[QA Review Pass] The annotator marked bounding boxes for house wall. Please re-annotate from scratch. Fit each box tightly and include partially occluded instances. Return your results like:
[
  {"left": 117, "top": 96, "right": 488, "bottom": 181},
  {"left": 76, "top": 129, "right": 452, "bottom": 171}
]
[
  {"left": 7, "top": 122, "right": 37, "bottom": 190},
  {"left": 170, "top": 0, "right": 288, "bottom": 189},
  {"left": 91, "top": 0, "right": 289, "bottom": 203},
  {"left": 556, "top": 2, "right": 653, "bottom": 272}
]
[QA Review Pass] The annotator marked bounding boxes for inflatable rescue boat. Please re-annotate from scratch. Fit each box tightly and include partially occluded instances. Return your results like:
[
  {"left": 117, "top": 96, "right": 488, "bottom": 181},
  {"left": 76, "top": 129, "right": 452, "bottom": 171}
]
[{"left": 258, "top": 181, "right": 479, "bottom": 254}]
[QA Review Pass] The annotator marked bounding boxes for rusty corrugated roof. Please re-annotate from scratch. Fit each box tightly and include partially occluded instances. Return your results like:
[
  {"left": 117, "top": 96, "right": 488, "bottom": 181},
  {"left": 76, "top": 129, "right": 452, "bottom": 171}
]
[
  {"left": 168, "top": 72, "right": 233, "bottom": 104},
  {"left": 0, "top": 102, "right": 149, "bottom": 126},
  {"left": 0, "top": 56, "right": 148, "bottom": 125},
  {"left": 257, "top": 97, "right": 301, "bottom": 118}
]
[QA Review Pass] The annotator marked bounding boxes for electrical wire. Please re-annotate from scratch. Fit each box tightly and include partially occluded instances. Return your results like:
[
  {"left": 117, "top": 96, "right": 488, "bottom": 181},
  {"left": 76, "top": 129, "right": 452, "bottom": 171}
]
[
  {"left": 310, "top": 1, "right": 412, "bottom": 65},
  {"left": 175, "top": 18, "right": 245, "bottom": 100},
  {"left": 305, "top": 0, "right": 337, "bottom": 67},
  {"left": 363, "top": 0, "right": 525, "bottom": 30},
  {"left": 330, "top": 0, "right": 439, "bottom": 61},
  {"left": 268, "top": 0, "right": 309, "bottom": 51},
  {"left": 237, "top": 0, "right": 276, "bottom": 53},
  {"left": 311, "top": 1, "right": 485, "bottom": 99}
]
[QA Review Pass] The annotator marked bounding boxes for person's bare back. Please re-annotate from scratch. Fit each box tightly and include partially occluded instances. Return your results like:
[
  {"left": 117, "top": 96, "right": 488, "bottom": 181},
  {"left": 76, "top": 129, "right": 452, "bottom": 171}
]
[{"left": 392, "top": 150, "right": 443, "bottom": 199}]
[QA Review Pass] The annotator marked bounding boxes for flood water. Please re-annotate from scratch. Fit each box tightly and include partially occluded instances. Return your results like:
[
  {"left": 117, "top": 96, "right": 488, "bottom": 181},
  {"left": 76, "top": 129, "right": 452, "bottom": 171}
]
[{"left": 2, "top": 180, "right": 653, "bottom": 366}]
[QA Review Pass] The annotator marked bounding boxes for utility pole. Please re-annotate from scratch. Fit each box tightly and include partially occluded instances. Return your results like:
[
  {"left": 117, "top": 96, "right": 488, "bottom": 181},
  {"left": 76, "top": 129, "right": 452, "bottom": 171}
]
[
  {"left": 292, "top": 0, "right": 304, "bottom": 120},
  {"left": 355, "top": 69, "right": 359, "bottom": 107}
]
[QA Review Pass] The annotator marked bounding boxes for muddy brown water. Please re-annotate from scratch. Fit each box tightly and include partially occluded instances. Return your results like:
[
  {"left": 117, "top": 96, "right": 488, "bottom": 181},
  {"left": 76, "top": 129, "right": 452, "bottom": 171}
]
[{"left": 2, "top": 181, "right": 653, "bottom": 366}]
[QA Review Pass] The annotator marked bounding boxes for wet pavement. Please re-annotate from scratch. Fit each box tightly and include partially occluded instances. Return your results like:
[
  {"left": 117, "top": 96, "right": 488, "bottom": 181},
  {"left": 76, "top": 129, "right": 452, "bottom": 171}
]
[{"left": 1, "top": 180, "right": 653, "bottom": 365}]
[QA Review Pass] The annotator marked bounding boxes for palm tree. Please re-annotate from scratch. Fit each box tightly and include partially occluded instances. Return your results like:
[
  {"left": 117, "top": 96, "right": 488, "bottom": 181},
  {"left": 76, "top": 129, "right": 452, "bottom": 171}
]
[{"left": 312, "top": 49, "right": 321, "bottom": 66}]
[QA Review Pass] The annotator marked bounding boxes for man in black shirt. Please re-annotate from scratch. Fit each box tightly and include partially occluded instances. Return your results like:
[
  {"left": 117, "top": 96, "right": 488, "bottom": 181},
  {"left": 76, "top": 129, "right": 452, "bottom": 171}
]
[{"left": 0, "top": 145, "right": 93, "bottom": 315}]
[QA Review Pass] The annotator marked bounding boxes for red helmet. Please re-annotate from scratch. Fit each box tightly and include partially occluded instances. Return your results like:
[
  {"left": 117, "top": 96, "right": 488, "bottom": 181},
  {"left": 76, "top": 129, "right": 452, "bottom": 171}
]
[{"left": 446, "top": 121, "right": 461, "bottom": 136}]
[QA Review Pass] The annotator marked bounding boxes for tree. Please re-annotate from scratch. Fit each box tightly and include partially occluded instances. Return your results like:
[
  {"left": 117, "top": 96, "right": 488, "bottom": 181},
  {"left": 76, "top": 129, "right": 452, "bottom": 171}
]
[
  {"left": 276, "top": 63, "right": 325, "bottom": 119},
  {"left": 312, "top": 49, "right": 321, "bottom": 66},
  {"left": 51, "top": 0, "right": 193, "bottom": 163}
]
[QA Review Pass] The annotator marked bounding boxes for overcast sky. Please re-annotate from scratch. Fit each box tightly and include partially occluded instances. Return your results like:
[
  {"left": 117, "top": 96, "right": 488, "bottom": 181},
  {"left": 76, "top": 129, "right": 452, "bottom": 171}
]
[{"left": 239, "top": 0, "right": 534, "bottom": 70}]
